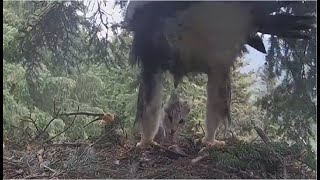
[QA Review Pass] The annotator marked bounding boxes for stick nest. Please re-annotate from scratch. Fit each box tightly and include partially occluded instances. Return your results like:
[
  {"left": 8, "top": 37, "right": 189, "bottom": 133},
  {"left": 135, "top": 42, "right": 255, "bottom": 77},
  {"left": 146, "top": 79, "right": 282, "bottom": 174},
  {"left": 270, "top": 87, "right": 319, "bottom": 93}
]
[{"left": 3, "top": 134, "right": 316, "bottom": 179}]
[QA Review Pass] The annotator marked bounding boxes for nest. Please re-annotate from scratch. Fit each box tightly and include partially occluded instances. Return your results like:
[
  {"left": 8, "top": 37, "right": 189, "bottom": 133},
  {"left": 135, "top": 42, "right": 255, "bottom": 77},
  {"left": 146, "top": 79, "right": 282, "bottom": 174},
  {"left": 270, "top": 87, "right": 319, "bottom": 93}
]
[{"left": 3, "top": 134, "right": 316, "bottom": 179}]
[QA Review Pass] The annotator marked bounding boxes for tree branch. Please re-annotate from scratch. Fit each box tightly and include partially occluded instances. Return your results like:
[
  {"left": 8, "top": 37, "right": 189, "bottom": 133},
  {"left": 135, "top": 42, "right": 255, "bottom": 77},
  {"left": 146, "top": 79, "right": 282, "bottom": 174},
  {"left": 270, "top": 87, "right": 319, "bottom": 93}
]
[
  {"left": 35, "top": 108, "right": 61, "bottom": 140},
  {"left": 83, "top": 117, "right": 101, "bottom": 128},
  {"left": 60, "top": 112, "right": 104, "bottom": 117},
  {"left": 254, "top": 126, "right": 271, "bottom": 144},
  {"left": 44, "top": 106, "right": 80, "bottom": 143}
]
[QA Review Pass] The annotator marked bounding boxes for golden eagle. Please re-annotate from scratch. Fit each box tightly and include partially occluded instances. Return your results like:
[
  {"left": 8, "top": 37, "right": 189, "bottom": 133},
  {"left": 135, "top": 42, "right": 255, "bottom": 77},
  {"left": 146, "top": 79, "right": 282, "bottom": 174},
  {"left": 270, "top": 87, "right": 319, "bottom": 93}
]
[{"left": 124, "top": 1, "right": 316, "bottom": 147}]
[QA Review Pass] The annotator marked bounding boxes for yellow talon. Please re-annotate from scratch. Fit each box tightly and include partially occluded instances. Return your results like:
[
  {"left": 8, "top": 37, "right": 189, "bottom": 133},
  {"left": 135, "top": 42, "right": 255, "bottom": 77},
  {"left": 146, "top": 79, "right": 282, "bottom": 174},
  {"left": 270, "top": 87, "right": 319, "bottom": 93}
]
[
  {"left": 201, "top": 138, "right": 226, "bottom": 147},
  {"left": 136, "top": 140, "right": 159, "bottom": 149}
]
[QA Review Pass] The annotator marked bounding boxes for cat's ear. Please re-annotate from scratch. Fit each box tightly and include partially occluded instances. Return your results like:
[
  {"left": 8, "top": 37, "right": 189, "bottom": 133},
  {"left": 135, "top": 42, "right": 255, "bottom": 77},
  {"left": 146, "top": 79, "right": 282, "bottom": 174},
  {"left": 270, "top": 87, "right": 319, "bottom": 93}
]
[{"left": 182, "top": 101, "right": 191, "bottom": 114}]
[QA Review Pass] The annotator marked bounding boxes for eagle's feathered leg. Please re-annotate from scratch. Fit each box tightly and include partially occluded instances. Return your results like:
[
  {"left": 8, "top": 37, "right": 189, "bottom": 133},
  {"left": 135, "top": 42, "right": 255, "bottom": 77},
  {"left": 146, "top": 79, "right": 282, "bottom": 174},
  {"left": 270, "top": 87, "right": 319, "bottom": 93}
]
[
  {"left": 223, "top": 73, "right": 232, "bottom": 138},
  {"left": 202, "top": 67, "right": 231, "bottom": 147},
  {"left": 135, "top": 69, "right": 163, "bottom": 148}
]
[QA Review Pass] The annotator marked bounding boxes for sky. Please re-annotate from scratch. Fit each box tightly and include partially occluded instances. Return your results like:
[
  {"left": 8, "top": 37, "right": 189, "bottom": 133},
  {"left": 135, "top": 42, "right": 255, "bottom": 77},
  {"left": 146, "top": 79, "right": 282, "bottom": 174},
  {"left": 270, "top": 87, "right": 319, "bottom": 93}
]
[{"left": 243, "top": 45, "right": 267, "bottom": 73}]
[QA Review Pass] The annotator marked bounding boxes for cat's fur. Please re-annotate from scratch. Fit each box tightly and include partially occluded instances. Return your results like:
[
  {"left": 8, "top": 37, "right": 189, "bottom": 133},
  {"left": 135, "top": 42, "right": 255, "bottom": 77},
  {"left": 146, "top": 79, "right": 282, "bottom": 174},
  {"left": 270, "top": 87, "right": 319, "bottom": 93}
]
[{"left": 154, "top": 96, "right": 191, "bottom": 144}]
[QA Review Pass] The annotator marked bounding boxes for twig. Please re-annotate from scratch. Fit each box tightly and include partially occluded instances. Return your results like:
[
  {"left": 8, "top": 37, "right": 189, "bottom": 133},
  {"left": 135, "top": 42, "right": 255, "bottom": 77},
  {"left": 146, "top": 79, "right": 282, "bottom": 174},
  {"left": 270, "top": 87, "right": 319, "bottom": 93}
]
[
  {"left": 191, "top": 155, "right": 208, "bottom": 163},
  {"left": 36, "top": 108, "right": 61, "bottom": 140},
  {"left": 83, "top": 117, "right": 101, "bottom": 128},
  {"left": 89, "top": 131, "right": 110, "bottom": 147},
  {"left": 97, "top": 1, "right": 109, "bottom": 30},
  {"left": 254, "top": 126, "right": 271, "bottom": 144},
  {"left": 197, "top": 121, "right": 205, "bottom": 135},
  {"left": 42, "top": 164, "right": 57, "bottom": 174},
  {"left": 60, "top": 112, "right": 104, "bottom": 117},
  {"left": 3, "top": 158, "right": 26, "bottom": 169},
  {"left": 153, "top": 144, "right": 190, "bottom": 158},
  {"left": 9, "top": 124, "right": 33, "bottom": 139},
  {"left": 53, "top": 99, "right": 57, "bottom": 114},
  {"left": 250, "top": 134, "right": 260, "bottom": 143},
  {"left": 198, "top": 164, "right": 231, "bottom": 177},
  {"left": 225, "top": 166, "right": 261, "bottom": 179},
  {"left": 20, "top": 116, "right": 39, "bottom": 132},
  {"left": 51, "top": 142, "right": 89, "bottom": 147},
  {"left": 24, "top": 174, "right": 50, "bottom": 179},
  {"left": 44, "top": 106, "right": 80, "bottom": 143}
]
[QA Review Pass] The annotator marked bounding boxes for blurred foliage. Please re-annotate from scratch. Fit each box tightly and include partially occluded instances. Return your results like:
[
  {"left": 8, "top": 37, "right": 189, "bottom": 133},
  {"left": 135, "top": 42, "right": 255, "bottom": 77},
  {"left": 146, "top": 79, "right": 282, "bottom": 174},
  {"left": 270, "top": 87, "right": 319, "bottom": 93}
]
[
  {"left": 256, "top": 3, "right": 316, "bottom": 153},
  {"left": 207, "top": 139, "right": 315, "bottom": 176}
]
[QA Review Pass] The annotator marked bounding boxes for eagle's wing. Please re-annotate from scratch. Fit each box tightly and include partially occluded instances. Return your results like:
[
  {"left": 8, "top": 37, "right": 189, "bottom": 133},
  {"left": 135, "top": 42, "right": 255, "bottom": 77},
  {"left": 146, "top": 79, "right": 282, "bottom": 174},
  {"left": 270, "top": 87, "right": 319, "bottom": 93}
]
[
  {"left": 256, "top": 14, "right": 315, "bottom": 39},
  {"left": 125, "top": 1, "right": 316, "bottom": 54}
]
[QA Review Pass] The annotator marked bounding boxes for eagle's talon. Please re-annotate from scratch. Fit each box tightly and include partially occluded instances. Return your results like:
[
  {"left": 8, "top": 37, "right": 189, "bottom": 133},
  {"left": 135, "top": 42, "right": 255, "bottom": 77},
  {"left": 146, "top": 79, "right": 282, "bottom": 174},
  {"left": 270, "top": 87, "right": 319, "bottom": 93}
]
[
  {"left": 201, "top": 138, "right": 226, "bottom": 147},
  {"left": 136, "top": 140, "right": 159, "bottom": 149}
]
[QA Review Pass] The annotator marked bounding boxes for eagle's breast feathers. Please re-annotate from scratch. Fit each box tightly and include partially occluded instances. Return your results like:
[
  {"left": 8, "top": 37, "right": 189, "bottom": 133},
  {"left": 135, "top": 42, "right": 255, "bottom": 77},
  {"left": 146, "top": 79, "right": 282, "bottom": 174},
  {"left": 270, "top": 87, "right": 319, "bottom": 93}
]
[
  {"left": 125, "top": 1, "right": 315, "bottom": 76},
  {"left": 161, "top": 2, "right": 255, "bottom": 69}
]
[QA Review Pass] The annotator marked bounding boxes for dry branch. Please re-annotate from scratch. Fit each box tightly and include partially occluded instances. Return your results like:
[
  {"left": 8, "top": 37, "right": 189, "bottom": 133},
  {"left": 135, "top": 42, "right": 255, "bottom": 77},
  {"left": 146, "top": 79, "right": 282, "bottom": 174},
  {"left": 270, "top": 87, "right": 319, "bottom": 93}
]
[
  {"left": 20, "top": 116, "right": 40, "bottom": 132},
  {"left": 60, "top": 111, "right": 116, "bottom": 128},
  {"left": 44, "top": 107, "right": 80, "bottom": 143},
  {"left": 24, "top": 174, "right": 50, "bottom": 179},
  {"left": 51, "top": 142, "right": 89, "bottom": 147},
  {"left": 225, "top": 166, "right": 261, "bottom": 179},
  {"left": 60, "top": 112, "right": 104, "bottom": 117},
  {"left": 9, "top": 124, "right": 33, "bottom": 139},
  {"left": 36, "top": 109, "right": 61, "bottom": 140},
  {"left": 83, "top": 117, "right": 101, "bottom": 128},
  {"left": 254, "top": 126, "right": 271, "bottom": 144},
  {"left": 198, "top": 164, "right": 231, "bottom": 177}
]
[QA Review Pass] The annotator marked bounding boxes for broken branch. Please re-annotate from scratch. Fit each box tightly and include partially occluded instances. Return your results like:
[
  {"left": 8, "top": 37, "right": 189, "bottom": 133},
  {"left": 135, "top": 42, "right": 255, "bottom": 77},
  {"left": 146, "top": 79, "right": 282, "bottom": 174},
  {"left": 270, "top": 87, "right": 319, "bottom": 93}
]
[
  {"left": 60, "top": 112, "right": 104, "bottom": 117},
  {"left": 254, "top": 126, "right": 271, "bottom": 144},
  {"left": 44, "top": 107, "right": 80, "bottom": 143}
]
